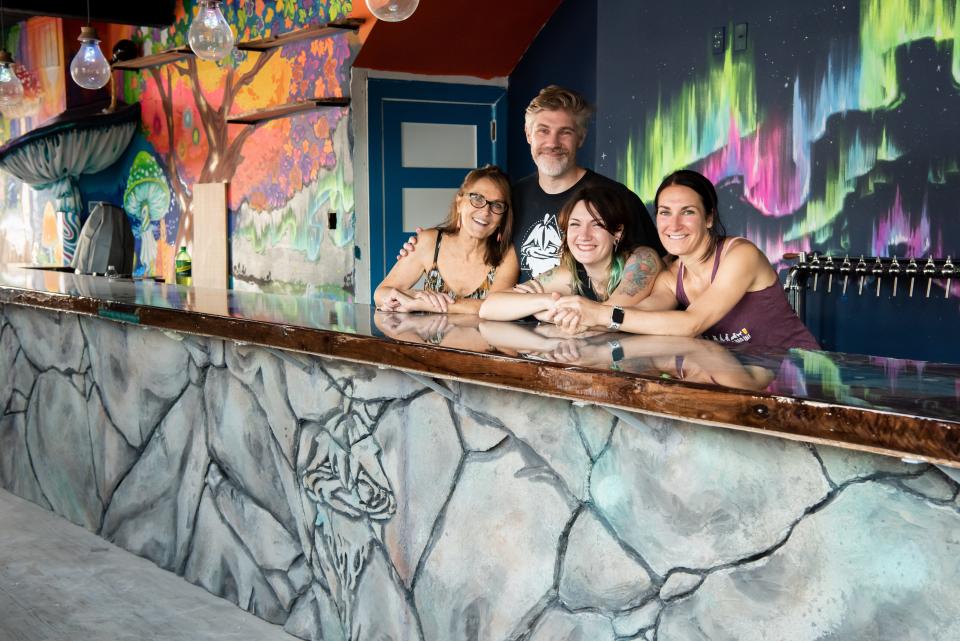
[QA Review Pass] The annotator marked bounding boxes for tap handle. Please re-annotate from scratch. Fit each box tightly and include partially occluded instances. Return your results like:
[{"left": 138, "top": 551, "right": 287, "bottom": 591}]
[
  {"left": 941, "top": 256, "right": 955, "bottom": 276},
  {"left": 854, "top": 255, "right": 868, "bottom": 274}
]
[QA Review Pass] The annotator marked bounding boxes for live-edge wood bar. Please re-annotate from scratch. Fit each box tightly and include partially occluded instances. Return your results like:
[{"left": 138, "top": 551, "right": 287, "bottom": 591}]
[{"left": 2, "top": 265, "right": 959, "bottom": 641}]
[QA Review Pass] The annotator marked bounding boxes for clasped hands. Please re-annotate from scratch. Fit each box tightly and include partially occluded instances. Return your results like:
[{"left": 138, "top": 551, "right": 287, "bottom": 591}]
[
  {"left": 511, "top": 281, "right": 605, "bottom": 334},
  {"left": 377, "top": 288, "right": 455, "bottom": 313}
]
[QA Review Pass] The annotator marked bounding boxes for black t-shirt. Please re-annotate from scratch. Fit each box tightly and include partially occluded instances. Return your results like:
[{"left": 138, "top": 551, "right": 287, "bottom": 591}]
[{"left": 511, "top": 169, "right": 665, "bottom": 283}]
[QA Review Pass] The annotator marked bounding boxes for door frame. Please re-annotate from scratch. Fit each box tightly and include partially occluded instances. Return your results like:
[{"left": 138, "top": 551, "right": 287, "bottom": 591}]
[{"left": 356, "top": 74, "right": 507, "bottom": 303}]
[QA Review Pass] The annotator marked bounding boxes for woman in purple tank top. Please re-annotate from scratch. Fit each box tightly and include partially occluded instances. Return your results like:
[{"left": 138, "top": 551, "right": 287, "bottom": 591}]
[{"left": 549, "top": 170, "right": 818, "bottom": 350}]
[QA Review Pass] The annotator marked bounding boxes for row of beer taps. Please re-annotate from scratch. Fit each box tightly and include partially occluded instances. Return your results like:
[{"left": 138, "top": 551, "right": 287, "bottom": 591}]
[{"left": 784, "top": 253, "right": 956, "bottom": 299}]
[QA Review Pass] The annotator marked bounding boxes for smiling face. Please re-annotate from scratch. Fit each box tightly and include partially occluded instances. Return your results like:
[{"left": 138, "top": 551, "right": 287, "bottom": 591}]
[
  {"left": 456, "top": 177, "right": 507, "bottom": 240},
  {"left": 525, "top": 109, "right": 583, "bottom": 179},
  {"left": 656, "top": 184, "right": 714, "bottom": 258},
  {"left": 565, "top": 200, "right": 622, "bottom": 268}
]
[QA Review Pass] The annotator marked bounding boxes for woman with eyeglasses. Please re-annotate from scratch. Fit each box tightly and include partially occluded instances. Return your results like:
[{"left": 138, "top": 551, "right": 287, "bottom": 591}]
[{"left": 375, "top": 165, "right": 519, "bottom": 314}]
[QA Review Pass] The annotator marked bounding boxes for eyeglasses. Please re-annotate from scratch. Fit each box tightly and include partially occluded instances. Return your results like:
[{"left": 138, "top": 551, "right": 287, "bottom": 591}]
[{"left": 467, "top": 192, "right": 508, "bottom": 215}]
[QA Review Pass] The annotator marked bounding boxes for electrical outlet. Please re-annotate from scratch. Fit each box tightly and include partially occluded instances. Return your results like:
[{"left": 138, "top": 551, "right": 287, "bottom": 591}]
[
  {"left": 328, "top": 212, "right": 337, "bottom": 229},
  {"left": 711, "top": 26, "right": 725, "bottom": 54},
  {"left": 734, "top": 22, "right": 748, "bottom": 51}
]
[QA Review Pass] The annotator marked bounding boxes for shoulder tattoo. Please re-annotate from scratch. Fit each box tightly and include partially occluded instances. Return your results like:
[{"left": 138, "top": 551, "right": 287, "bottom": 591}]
[{"left": 617, "top": 248, "right": 662, "bottom": 296}]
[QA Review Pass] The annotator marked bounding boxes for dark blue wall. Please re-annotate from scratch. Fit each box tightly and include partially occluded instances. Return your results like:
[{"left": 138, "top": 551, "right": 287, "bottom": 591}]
[
  {"left": 506, "top": 0, "right": 955, "bottom": 362},
  {"left": 507, "top": 0, "right": 597, "bottom": 181}
]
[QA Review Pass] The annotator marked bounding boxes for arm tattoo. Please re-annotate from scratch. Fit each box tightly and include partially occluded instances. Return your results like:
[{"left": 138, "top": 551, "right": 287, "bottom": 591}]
[
  {"left": 616, "top": 249, "right": 661, "bottom": 296},
  {"left": 538, "top": 266, "right": 575, "bottom": 294}
]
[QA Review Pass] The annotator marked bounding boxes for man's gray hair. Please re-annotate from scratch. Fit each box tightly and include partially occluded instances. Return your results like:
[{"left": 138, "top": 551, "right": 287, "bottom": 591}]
[{"left": 524, "top": 85, "right": 594, "bottom": 138}]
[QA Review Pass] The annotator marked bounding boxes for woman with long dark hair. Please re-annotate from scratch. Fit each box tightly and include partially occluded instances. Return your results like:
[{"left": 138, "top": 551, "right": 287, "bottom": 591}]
[
  {"left": 479, "top": 184, "right": 662, "bottom": 322},
  {"left": 375, "top": 165, "right": 519, "bottom": 314},
  {"left": 548, "top": 169, "right": 818, "bottom": 349}
]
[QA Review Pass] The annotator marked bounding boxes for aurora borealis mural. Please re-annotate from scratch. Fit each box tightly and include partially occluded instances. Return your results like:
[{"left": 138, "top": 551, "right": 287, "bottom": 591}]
[{"left": 601, "top": 0, "right": 960, "bottom": 279}]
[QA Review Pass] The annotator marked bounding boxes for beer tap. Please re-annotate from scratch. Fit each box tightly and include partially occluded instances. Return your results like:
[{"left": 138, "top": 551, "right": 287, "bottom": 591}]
[
  {"left": 887, "top": 256, "right": 901, "bottom": 297},
  {"left": 905, "top": 258, "right": 919, "bottom": 297},
  {"left": 855, "top": 255, "right": 868, "bottom": 295},
  {"left": 872, "top": 257, "right": 885, "bottom": 297},
  {"left": 809, "top": 252, "right": 822, "bottom": 292},
  {"left": 942, "top": 256, "right": 955, "bottom": 299},
  {"left": 923, "top": 257, "right": 937, "bottom": 298},
  {"left": 823, "top": 255, "right": 836, "bottom": 293},
  {"left": 839, "top": 255, "right": 852, "bottom": 295}
]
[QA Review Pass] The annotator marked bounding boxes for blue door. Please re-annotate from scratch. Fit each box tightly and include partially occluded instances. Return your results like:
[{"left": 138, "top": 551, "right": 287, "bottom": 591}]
[{"left": 368, "top": 79, "right": 507, "bottom": 294}]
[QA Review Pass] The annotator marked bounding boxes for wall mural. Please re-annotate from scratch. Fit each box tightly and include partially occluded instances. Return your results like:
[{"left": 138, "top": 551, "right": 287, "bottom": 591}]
[
  {"left": 605, "top": 0, "right": 960, "bottom": 295},
  {"left": 0, "top": 18, "right": 67, "bottom": 266},
  {"left": 122, "top": 0, "right": 358, "bottom": 296},
  {"left": 1, "top": 2, "right": 358, "bottom": 300}
]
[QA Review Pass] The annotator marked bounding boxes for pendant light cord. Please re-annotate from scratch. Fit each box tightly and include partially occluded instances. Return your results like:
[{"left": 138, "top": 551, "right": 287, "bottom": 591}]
[{"left": 86, "top": 0, "right": 91, "bottom": 25}]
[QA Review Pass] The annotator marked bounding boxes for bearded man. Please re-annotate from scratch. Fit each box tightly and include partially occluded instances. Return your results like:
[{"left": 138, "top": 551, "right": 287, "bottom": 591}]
[{"left": 512, "top": 85, "right": 664, "bottom": 282}]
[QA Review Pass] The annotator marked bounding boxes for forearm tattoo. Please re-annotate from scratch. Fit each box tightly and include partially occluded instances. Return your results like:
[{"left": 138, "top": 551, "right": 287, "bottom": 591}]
[
  {"left": 538, "top": 266, "right": 575, "bottom": 294},
  {"left": 617, "top": 248, "right": 661, "bottom": 297}
]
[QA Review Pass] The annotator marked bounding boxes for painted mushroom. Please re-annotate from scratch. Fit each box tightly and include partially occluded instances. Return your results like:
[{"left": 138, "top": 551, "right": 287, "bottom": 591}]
[{"left": 123, "top": 150, "right": 170, "bottom": 276}]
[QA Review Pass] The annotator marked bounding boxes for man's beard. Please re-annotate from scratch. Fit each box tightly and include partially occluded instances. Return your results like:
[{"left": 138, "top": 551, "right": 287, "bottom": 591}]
[{"left": 533, "top": 148, "right": 572, "bottom": 177}]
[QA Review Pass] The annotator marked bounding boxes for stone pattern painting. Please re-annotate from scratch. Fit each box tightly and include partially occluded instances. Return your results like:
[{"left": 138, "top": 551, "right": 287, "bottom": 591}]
[{"left": 2, "top": 302, "right": 960, "bottom": 641}]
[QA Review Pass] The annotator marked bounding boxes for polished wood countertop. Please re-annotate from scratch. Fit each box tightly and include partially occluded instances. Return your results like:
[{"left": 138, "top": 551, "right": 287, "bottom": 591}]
[{"left": 2, "top": 265, "right": 958, "bottom": 467}]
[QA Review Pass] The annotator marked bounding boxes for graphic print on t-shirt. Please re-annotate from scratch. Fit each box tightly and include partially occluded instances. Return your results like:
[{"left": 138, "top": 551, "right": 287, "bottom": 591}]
[{"left": 519, "top": 213, "right": 563, "bottom": 277}]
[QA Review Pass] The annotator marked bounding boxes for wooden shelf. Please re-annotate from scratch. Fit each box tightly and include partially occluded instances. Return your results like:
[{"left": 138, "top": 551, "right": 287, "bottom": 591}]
[
  {"left": 236, "top": 18, "right": 364, "bottom": 51},
  {"left": 110, "top": 18, "right": 363, "bottom": 70},
  {"left": 112, "top": 47, "right": 193, "bottom": 70},
  {"left": 226, "top": 98, "right": 351, "bottom": 125}
]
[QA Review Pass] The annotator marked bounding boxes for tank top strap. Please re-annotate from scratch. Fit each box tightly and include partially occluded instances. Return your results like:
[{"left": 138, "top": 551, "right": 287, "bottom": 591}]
[
  {"left": 675, "top": 262, "right": 688, "bottom": 306},
  {"left": 432, "top": 231, "right": 443, "bottom": 264},
  {"left": 710, "top": 237, "right": 726, "bottom": 282}
]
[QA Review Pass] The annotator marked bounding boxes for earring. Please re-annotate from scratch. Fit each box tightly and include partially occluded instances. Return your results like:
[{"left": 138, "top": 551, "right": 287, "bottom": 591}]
[{"left": 496, "top": 231, "right": 502, "bottom": 243}]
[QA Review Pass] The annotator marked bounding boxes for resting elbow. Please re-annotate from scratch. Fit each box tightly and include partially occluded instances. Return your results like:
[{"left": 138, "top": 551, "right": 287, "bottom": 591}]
[{"left": 478, "top": 299, "right": 494, "bottom": 320}]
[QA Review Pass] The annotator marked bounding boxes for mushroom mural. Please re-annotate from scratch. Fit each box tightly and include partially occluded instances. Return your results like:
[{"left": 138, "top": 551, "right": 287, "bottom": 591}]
[
  {"left": 0, "top": 103, "right": 139, "bottom": 264},
  {"left": 123, "top": 150, "right": 171, "bottom": 276}
]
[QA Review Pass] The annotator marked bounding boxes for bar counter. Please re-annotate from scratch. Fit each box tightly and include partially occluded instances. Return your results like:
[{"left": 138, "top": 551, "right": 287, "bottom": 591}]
[
  {"left": 1, "top": 265, "right": 958, "bottom": 466},
  {"left": 2, "top": 265, "right": 959, "bottom": 641}
]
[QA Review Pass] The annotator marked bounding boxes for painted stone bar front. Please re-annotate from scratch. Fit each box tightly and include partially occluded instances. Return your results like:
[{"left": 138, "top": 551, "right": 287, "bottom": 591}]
[{"left": 1, "top": 302, "right": 959, "bottom": 641}]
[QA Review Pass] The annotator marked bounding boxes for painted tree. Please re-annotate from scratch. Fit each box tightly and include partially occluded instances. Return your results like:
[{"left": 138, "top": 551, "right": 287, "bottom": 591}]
[{"left": 124, "top": 0, "right": 355, "bottom": 277}]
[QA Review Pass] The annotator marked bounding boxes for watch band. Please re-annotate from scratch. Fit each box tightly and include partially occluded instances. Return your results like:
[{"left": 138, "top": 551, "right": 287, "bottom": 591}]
[{"left": 608, "top": 306, "right": 625, "bottom": 330}]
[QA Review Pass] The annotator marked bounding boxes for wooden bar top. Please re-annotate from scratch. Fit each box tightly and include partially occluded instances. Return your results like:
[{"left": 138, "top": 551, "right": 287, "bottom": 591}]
[{"left": 2, "top": 265, "right": 958, "bottom": 467}]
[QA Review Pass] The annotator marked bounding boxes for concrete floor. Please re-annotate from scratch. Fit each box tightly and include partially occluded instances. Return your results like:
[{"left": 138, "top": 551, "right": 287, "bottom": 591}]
[{"left": 0, "top": 489, "right": 298, "bottom": 641}]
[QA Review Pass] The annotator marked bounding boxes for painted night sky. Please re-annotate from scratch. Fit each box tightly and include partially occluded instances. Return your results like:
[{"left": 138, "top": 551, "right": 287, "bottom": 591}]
[{"left": 599, "top": 0, "right": 960, "bottom": 269}]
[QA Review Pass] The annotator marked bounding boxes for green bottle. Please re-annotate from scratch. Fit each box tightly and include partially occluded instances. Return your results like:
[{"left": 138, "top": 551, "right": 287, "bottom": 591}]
[{"left": 175, "top": 246, "right": 192, "bottom": 286}]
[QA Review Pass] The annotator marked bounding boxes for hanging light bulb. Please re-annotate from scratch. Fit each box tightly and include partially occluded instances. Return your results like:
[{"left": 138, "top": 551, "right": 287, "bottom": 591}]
[
  {"left": 70, "top": 25, "right": 111, "bottom": 90},
  {"left": 0, "top": 0, "right": 21, "bottom": 106},
  {"left": 188, "top": 0, "right": 235, "bottom": 62},
  {"left": 365, "top": 0, "right": 420, "bottom": 22},
  {"left": 0, "top": 50, "right": 23, "bottom": 107}
]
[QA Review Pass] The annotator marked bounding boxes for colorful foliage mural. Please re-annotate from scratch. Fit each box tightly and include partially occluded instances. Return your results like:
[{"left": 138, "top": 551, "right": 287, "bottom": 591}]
[
  {"left": 1, "top": 2, "right": 359, "bottom": 300},
  {"left": 603, "top": 0, "right": 960, "bottom": 274},
  {"left": 121, "top": 0, "right": 359, "bottom": 295},
  {"left": 0, "top": 17, "right": 67, "bottom": 266}
]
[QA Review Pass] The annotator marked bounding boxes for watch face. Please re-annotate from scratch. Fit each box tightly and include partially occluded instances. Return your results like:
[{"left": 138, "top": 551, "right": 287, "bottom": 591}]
[{"left": 612, "top": 306, "right": 625, "bottom": 324}]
